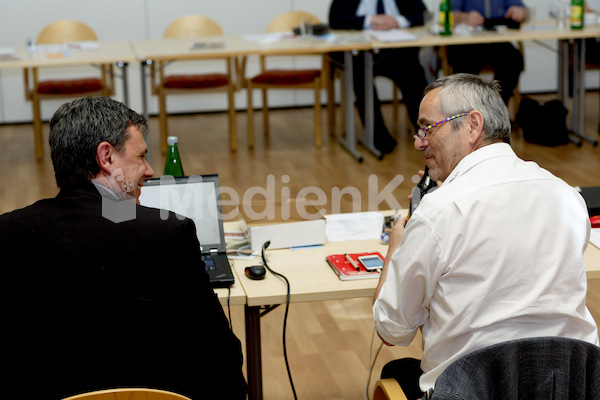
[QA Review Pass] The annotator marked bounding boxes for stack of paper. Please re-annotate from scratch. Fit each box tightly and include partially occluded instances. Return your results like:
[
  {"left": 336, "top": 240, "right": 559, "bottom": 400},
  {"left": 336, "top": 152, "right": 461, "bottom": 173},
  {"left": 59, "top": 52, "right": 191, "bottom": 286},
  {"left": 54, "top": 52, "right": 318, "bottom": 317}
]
[
  {"left": 367, "top": 29, "right": 418, "bottom": 42},
  {"left": 0, "top": 47, "right": 20, "bottom": 61},
  {"left": 324, "top": 212, "right": 384, "bottom": 241}
]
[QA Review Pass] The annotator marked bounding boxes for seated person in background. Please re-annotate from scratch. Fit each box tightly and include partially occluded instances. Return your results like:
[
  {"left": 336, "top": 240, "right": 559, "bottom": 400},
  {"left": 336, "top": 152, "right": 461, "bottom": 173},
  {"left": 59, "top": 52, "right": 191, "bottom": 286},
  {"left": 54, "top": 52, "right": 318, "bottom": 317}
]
[
  {"left": 373, "top": 73, "right": 599, "bottom": 399},
  {"left": 0, "top": 97, "right": 246, "bottom": 399},
  {"left": 328, "top": 0, "right": 429, "bottom": 154},
  {"left": 446, "top": 0, "right": 528, "bottom": 106}
]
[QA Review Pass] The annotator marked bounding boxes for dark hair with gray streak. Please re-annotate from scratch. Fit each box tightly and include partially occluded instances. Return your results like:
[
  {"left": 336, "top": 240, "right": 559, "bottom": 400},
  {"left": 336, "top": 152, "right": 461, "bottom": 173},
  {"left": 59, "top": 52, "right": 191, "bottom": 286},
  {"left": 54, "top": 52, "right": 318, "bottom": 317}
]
[
  {"left": 424, "top": 73, "right": 511, "bottom": 144},
  {"left": 49, "top": 96, "right": 148, "bottom": 187}
]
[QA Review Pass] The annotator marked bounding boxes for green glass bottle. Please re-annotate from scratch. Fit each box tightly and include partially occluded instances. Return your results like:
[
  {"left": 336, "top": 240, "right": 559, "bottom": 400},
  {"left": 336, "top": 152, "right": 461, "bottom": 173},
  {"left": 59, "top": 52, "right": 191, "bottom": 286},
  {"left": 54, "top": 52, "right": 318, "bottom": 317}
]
[
  {"left": 439, "top": 0, "right": 453, "bottom": 36},
  {"left": 164, "top": 136, "right": 185, "bottom": 177},
  {"left": 571, "top": 0, "right": 584, "bottom": 30}
]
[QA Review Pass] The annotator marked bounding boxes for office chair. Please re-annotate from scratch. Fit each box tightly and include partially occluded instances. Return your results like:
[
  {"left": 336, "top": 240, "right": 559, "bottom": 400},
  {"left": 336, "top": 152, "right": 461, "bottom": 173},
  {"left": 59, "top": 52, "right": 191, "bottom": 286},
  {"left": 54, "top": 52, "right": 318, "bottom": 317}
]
[
  {"left": 24, "top": 20, "right": 115, "bottom": 160},
  {"left": 151, "top": 15, "right": 238, "bottom": 153},
  {"left": 373, "top": 336, "right": 600, "bottom": 400},
  {"left": 62, "top": 388, "right": 191, "bottom": 400},
  {"left": 243, "top": 11, "right": 326, "bottom": 148}
]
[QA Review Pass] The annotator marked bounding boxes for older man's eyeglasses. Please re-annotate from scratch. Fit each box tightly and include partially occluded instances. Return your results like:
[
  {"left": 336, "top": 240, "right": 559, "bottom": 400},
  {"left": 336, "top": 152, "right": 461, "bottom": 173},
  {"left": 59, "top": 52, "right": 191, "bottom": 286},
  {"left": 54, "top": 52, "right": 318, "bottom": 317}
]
[{"left": 415, "top": 113, "right": 469, "bottom": 140}]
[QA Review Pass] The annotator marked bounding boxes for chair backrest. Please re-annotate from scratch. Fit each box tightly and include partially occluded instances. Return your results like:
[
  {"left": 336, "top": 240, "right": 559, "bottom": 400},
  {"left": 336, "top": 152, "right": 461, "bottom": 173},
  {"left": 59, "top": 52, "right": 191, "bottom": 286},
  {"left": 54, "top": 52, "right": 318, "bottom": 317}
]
[
  {"left": 429, "top": 336, "right": 600, "bottom": 399},
  {"left": 266, "top": 11, "right": 320, "bottom": 33},
  {"left": 164, "top": 15, "right": 223, "bottom": 38},
  {"left": 62, "top": 388, "right": 191, "bottom": 400},
  {"left": 373, "top": 378, "right": 408, "bottom": 400},
  {"left": 37, "top": 20, "right": 98, "bottom": 44}
]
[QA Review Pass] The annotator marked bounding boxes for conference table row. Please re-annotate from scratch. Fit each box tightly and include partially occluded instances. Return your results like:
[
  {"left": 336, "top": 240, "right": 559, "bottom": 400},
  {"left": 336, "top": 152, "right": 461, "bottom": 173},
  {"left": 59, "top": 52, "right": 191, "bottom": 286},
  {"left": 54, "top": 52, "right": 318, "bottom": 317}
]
[
  {"left": 2, "top": 20, "right": 600, "bottom": 161},
  {"left": 220, "top": 219, "right": 600, "bottom": 400}
]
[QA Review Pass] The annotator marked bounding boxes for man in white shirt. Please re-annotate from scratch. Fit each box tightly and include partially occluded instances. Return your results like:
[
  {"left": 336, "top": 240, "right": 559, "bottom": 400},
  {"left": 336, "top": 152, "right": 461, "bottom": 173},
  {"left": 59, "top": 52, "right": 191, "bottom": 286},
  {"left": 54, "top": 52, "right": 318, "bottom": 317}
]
[
  {"left": 372, "top": 73, "right": 599, "bottom": 398},
  {"left": 328, "top": 0, "right": 429, "bottom": 154}
]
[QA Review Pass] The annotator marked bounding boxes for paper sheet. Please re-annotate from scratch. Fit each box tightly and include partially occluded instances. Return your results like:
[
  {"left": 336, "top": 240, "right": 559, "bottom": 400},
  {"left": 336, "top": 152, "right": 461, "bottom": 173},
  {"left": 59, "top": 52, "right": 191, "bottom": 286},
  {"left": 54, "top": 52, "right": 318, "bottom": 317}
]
[
  {"left": 367, "top": 29, "right": 417, "bottom": 42},
  {"left": 325, "top": 212, "right": 384, "bottom": 241},
  {"left": 590, "top": 228, "right": 600, "bottom": 249}
]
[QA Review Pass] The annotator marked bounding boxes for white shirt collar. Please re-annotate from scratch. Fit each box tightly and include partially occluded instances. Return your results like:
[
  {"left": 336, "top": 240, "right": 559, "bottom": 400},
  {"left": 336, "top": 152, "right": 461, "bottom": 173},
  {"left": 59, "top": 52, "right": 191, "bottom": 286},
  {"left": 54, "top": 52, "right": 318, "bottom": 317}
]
[{"left": 444, "top": 142, "right": 515, "bottom": 184}]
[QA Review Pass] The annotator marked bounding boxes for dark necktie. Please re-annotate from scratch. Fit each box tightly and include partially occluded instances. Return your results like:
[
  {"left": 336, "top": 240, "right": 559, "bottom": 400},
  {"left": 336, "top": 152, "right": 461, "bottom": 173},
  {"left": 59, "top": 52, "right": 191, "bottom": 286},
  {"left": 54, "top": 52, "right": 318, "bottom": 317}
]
[{"left": 377, "top": 0, "right": 385, "bottom": 14}]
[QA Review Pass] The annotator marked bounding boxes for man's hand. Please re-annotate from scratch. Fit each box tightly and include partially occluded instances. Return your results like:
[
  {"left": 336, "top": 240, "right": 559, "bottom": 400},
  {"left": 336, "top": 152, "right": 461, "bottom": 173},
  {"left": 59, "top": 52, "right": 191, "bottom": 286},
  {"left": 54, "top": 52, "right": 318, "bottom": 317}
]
[
  {"left": 462, "top": 10, "right": 485, "bottom": 27},
  {"left": 505, "top": 6, "right": 528, "bottom": 22},
  {"left": 370, "top": 14, "right": 399, "bottom": 30},
  {"left": 386, "top": 215, "right": 407, "bottom": 257}
]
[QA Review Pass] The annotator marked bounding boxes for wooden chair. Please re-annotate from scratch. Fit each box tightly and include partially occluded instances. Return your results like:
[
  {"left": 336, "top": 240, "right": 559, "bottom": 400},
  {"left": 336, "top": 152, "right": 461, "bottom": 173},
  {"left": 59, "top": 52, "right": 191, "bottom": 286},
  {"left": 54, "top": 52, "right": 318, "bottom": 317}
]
[
  {"left": 243, "top": 11, "right": 325, "bottom": 148},
  {"left": 24, "top": 20, "right": 114, "bottom": 160},
  {"left": 373, "top": 378, "right": 408, "bottom": 400},
  {"left": 151, "top": 15, "right": 237, "bottom": 154},
  {"left": 62, "top": 388, "right": 191, "bottom": 400}
]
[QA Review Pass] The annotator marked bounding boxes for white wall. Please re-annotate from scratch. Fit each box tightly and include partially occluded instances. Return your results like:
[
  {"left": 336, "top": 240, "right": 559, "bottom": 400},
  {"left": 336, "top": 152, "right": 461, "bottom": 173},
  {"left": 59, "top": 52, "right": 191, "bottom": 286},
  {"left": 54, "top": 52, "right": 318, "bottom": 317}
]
[{"left": 0, "top": 0, "right": 597, "bottom": 123}]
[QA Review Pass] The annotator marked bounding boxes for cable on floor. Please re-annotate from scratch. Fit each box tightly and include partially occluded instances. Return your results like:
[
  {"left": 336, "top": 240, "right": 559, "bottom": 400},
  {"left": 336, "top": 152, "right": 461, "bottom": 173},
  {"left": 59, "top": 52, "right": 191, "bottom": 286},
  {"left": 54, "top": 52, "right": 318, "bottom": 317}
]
[{"left": 261, "top": 240, "right": 298, "bottom": 400}]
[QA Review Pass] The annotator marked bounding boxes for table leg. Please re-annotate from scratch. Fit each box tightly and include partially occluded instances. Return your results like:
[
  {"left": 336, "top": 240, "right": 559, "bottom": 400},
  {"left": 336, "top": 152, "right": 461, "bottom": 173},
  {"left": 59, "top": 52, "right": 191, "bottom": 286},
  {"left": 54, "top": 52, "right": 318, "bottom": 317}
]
[
  {"left": 140, "top": 60, "right": 149, "bottom": 121},
  {"left": 139, "top": 60, "right": 153, "bottom": 163},
  {"left": 117, "top": 61, "right": 129, "bottom": 106},
  {"left": 569, "top": 39, "right": 598, "bottom": 146},
  {"left": 245, "top": 305, "right": 263, "bottom": 400},
  {"left": 558, "top": 39, "right": 568, "bottom": 104},
  {"left": 358, "top": 50, "right": 382, "bottom": 159},
  {"left": 338, "top": 50, "right": 364, "bottom": 162}
]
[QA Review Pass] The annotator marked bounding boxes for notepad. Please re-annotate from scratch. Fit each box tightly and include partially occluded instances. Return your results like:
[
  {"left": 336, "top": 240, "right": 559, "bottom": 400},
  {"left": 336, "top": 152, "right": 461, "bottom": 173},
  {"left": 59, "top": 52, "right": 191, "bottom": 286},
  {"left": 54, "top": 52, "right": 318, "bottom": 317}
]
[
  {"left": 324, "top": 212, "right": 384, "bottom": 241},
  {"left": 367, "top": 29, "right": 418, "bottom": 42},
  {"left": 590, "top": 228, "right": 600, "bottom": 249},
  {"left": 326, "top": 252, "right": 383, "bottom": 281}
]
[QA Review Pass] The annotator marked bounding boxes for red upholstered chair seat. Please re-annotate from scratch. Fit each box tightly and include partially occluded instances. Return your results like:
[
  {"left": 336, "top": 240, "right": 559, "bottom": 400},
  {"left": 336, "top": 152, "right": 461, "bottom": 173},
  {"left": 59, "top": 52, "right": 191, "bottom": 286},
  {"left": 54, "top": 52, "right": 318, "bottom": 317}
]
[
  {"left": 251, "top": 69, "right": 320, "bottom": 85},
  {"left": 37, "top": 78, "right": 104, "bottom": 95},
  {"left": 163, "top": 74, "right": 229, "bottom": 89}
]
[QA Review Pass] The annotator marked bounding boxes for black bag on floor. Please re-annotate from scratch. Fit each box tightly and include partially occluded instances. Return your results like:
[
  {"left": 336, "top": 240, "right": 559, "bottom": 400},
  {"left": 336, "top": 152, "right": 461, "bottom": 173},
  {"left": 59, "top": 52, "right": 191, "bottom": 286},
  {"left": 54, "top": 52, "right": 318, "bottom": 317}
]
[{"left": 515, "top": 98, "right": 570, "bottom": 146}]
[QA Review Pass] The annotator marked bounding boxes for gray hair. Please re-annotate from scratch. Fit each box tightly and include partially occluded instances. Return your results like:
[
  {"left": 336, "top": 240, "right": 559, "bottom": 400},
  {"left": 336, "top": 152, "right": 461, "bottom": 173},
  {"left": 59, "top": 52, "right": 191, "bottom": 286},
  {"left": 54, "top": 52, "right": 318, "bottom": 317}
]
[
  {"left": 49, "top": 97, "right": 148, "bottom": 187},
  {"left": 424, "top": 73, "right": 511, "bottom": 144}
]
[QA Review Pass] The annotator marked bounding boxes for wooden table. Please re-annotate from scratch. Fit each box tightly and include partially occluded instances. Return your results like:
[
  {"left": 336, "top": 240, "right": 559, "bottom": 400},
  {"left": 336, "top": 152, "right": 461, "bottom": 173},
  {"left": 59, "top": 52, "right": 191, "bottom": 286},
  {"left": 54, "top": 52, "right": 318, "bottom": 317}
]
[
  {"left": 131, "top": 33, "right": 372, "bottom": 161},
  {"left": 234, "top": 229, "right": 600, "bottom": 399},
  {"left": 0, "top": 41, "right": 136, "bottom": 159},
  {"left": 368, "top": 21, "right": 600, "bottom": 147},
  {"left": 215, "top": 267, "right": 247, "bottom": 307}
]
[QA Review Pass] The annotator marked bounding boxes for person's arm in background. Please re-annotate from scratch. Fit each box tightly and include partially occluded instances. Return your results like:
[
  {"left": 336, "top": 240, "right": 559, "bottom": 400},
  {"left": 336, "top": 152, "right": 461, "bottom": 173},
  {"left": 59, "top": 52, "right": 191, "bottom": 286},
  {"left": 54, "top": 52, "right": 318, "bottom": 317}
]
[
  {"left": 395, "top": 0, "right": 427, "bottom": 27},
  {"left": 452, "top": 0, "right": 484, "bottom": 26},
  {"left": 329, "top": 0, "right": 366, "bottom": 30},
  {"left": 504, "top": 5, "right": 528, "bottom": 22}
]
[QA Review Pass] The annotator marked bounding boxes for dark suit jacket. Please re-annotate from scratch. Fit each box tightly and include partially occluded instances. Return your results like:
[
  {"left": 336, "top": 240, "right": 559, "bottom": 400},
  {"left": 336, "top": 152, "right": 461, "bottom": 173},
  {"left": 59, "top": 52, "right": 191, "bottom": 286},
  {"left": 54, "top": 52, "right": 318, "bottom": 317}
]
[
  {"left": 329, "top": 0, "right": 427, "bottom": 30},
  {"left": 0, "top": 183, "right": 245, "bottom": 399}
]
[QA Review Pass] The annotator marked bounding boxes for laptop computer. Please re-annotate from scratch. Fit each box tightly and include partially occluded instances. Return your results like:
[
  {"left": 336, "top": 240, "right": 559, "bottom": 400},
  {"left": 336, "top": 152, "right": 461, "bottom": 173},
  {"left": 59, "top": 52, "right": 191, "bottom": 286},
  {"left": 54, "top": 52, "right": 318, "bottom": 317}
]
[{"left": 138, "top": 174, "right": 235, "bottom": 288}]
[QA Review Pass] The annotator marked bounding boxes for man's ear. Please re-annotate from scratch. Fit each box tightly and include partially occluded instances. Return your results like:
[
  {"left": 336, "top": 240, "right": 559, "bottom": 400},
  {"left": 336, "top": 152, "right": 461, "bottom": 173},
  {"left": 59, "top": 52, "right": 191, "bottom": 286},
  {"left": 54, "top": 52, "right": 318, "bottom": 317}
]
[
  {"left": 96, "top": 142, "right": 114, "bottom": 175},
  {"left": 467, "top": 110, "right": 485, "bottom": 144}
]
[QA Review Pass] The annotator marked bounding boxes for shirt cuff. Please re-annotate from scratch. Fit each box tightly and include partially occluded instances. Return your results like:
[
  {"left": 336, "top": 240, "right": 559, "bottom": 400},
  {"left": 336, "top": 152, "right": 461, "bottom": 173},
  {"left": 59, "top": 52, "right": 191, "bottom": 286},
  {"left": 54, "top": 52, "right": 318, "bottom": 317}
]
[{"left": 396, "top": 15, "right": 410, "bottom": 28}]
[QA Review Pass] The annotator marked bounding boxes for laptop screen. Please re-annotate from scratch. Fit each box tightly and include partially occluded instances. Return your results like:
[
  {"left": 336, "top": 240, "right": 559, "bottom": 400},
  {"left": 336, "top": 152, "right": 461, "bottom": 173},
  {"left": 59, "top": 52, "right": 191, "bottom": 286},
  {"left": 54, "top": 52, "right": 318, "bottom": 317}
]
[{"left": 138, "top": 175, "right": 225, "bottom": 252}]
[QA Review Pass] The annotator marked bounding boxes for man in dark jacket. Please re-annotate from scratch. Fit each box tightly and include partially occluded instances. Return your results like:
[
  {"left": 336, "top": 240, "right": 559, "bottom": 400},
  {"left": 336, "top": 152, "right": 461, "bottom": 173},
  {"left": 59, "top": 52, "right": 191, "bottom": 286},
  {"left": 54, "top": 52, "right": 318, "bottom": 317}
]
[
  {"left": 329, "top": 0, "right": 429, "bottom": 153},
  {"left": 0, "top": 96, "right": 246, "bottom": 399}
]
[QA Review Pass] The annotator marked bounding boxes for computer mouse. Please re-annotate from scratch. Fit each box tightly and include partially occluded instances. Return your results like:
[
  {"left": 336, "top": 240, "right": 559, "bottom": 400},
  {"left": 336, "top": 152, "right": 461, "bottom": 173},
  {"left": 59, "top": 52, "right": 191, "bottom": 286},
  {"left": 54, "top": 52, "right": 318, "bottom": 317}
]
[{"left": 245, "top": 265, "right": 266, "bottom": 280}]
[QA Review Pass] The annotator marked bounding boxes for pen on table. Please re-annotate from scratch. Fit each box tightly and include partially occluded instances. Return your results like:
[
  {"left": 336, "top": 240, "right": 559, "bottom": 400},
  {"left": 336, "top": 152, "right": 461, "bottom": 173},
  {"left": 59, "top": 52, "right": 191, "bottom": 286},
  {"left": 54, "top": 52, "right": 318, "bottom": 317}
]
[{"left": 345, "top": 253, "right": 360, "bottom": 271}]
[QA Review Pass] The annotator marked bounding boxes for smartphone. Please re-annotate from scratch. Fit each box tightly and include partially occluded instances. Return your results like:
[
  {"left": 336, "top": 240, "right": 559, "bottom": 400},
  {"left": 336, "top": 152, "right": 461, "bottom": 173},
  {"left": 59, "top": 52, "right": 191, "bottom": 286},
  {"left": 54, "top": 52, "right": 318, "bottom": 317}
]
[{"left": 357, "top": 254, "right": 384, "bottom": 270}]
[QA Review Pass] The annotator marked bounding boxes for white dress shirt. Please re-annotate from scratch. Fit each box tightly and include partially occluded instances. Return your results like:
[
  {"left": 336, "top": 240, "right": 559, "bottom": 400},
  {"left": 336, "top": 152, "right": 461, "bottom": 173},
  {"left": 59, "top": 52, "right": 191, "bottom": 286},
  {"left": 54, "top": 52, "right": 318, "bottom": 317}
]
[
  {"left": 357, "top": 0, "right": 411, "bottom": 28},
  {"left": 373, "top": 143, "right": 599, "bottom": 391}
]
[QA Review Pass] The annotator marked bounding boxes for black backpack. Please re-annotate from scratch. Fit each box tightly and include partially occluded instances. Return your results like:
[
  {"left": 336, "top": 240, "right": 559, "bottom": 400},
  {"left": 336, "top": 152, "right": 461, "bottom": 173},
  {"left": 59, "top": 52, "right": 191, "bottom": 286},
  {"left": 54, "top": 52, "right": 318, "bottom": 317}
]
[{"left": 515, "top": 97, "right": 570, "bottom": 146}]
